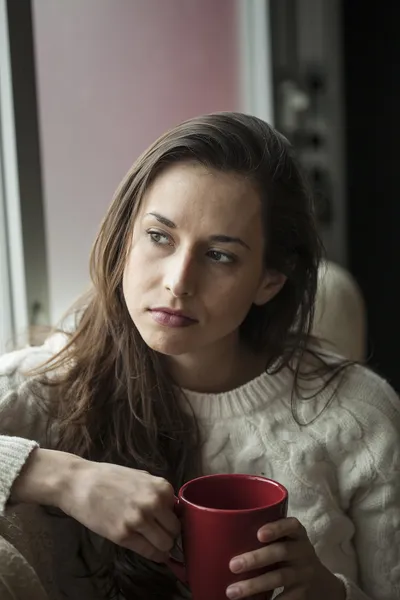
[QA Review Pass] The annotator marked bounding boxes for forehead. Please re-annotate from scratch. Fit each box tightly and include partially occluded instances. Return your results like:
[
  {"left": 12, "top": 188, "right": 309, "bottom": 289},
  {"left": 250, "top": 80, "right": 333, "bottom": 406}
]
[{"left": 139, "top": 162, "right": 263, "bottom": 235}]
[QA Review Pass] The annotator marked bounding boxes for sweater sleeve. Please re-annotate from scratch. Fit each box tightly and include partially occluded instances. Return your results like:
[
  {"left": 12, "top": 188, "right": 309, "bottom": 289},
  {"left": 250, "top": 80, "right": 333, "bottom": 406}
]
[
  {"left": 0, "top": 335, "right": 66, "bottom": 514},
  {"left": 334, "top": 374, "right": 400, "bottom": 600}
]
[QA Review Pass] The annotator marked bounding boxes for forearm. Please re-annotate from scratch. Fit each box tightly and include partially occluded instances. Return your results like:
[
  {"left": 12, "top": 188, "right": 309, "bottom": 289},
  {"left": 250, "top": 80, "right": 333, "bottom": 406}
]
[{"left": 10, "top": 447, "right": 85, "bottom": 509}]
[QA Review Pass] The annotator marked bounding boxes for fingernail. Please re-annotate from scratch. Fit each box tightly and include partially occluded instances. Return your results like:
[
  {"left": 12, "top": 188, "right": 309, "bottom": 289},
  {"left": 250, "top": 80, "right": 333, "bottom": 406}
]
[
  {"left": 258, "top": 527, "right": 271, "bottom": 542},
  {"left": 226, "top": 586, "right": 241, "bottom": 600},
  {"left": 229, "top": 557, "right": 244, "bottom": 573}
]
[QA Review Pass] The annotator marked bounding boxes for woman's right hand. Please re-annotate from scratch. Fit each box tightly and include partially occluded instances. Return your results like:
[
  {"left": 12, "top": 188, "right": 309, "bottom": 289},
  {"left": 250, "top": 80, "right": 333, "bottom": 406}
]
[
  {"left": 61, "top": 458, "right": 180, "bottom": 563},
  {"left": 11, "top": 448, "right": 180, "bottom": 563}
]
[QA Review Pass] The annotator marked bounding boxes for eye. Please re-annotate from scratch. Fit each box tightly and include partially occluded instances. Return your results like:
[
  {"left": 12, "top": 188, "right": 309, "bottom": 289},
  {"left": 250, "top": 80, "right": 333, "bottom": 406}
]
[
  {"left": 207, "top": 250, "right": 235, "bottom": 264},
  {"left": 147, "top": 230, "right": 172, "bottom": 246}
]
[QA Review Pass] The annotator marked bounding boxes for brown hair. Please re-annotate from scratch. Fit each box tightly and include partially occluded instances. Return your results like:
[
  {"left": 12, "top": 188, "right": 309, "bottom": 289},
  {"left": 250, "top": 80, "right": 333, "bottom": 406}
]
[{"left": 40, "top": 113, "right": 332, "bottom": 598}]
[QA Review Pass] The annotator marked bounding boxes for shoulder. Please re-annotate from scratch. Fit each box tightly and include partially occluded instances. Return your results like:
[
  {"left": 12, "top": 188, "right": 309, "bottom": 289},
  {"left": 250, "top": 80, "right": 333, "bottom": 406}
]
[
  {"left": 306, "top": 362, "right": 400, "bottom": 478},
  {"left": 299, "top": 344, "right": 399, "bottom": 418},
  {"left": 0, "top": 333, "right": 69, "bottom": 431},
  {"left": 0, "top": 333, "right": 68, "bottom": 388},
  {"left": 0, "top": 332, "right": 69, "bottom": 375},
  {"left": 294, "top": 351, "right": 400, "bottom": 444},
  {"left": 336, "top": 362, "right": 399, "bottom": 419},
  {"left": 334, "top": 364, "right": 400, "bottom": 465}
]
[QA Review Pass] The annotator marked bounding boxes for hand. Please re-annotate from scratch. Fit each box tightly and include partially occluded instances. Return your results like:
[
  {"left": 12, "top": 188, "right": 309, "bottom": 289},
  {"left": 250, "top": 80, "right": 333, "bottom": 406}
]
[
  {"left": 60, "top": 459, "right": 180, "bottom": 563},
  {"left": 227, "top": 517, "right": 346, "bottom": 600}
]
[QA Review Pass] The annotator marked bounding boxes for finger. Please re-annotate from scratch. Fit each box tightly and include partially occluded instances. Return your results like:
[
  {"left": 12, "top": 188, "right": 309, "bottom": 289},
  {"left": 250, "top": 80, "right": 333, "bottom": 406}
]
[
  {"left": 155, "top": 507, "right": 181, "bottom": 538},
  {"left": 230, "top": 540, "right": 311, "bottom": 574},
  {"left": 152, "top": 477, "right": 177, "bottom": 508},
  {"left": 135, "top": 517, "right": 176, "bottom": 553},
  {"left": 121, "top": 531, "right": 168, "bottom": 563},
  {"left": 258, "top": 517, "right": 308, "bottom": 544},
  {"left": 226, "top": 566, "right": 312, "bottom": 599}
]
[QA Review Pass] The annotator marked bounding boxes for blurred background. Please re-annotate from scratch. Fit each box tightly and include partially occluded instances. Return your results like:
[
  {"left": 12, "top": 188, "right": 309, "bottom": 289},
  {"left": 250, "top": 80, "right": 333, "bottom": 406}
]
[{"left": 1, "top": 0, "right": 399, "bottom": 388}]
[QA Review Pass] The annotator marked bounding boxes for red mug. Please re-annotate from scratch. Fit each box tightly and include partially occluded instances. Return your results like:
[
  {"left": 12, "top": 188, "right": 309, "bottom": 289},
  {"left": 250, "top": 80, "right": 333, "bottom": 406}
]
[{"left": 168, "top": 473, "right": 288, "bottom": 600}]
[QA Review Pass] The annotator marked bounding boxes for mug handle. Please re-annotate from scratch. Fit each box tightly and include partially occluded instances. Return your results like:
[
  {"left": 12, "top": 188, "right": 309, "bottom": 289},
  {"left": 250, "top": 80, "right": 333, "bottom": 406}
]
[{"left": 167, "top": 496, "right": 187, "bottom": 583}]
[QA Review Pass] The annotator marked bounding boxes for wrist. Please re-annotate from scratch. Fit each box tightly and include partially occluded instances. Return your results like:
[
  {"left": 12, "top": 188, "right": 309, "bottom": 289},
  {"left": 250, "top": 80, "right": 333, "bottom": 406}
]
[{"left": 10, "top": 447, "right": 86, "bottom": 510}]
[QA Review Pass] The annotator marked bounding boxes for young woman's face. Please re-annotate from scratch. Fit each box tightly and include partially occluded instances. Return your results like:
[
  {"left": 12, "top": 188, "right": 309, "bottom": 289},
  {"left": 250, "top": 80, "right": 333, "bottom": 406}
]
[{"left": 123, "top": 163, "right": 279, "bottom": 356}]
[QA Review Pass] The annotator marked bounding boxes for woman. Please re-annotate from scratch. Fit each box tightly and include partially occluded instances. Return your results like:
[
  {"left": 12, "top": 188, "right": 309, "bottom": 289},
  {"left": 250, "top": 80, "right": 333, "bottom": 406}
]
[{"left": 0, "top": 112, "right": 399, "bottom": 600}]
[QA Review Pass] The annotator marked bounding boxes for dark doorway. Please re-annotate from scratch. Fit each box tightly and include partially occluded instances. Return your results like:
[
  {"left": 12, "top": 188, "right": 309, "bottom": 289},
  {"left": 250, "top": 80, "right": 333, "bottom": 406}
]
[{"left": 343, "top": 1, "right": 400, "bottom": 388}]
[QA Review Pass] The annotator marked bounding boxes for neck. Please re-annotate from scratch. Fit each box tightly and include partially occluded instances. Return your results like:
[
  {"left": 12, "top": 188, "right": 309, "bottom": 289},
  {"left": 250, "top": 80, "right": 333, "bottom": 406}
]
[{"left": 164, "top": 334, "right": 267, "bottom": 393}]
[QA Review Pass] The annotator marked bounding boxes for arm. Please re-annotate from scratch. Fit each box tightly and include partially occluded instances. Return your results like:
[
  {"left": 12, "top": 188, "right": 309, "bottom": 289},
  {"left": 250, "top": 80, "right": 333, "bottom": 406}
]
[
  {"left": 10, "top": 447, "right": 179, "bottom": 564},
  {"left": 0, "top": 337, "right": 65, "bottom": 513},
  {"left": 9, "top": 447, "right": 82, "bottom": 507},
  {"left": 337, "top": 378, "right": 400, "bottom": 599},
  {"left": 0, "top": 342, "right": 180, "bottom": 565}
]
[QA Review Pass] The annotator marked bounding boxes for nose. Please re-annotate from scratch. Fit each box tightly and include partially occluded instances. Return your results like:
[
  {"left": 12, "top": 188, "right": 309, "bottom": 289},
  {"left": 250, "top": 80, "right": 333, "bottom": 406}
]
[{"left": 164, "top": 249, "right": 196, "bottom": 298}]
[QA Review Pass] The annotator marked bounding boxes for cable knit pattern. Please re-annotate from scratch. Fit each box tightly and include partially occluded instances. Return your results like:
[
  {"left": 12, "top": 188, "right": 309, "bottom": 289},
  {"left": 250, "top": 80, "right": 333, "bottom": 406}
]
[
  {"left": 181, "top": 366, "right": 400, "bottom": 600},
  {"left": 0, "top": 341, "right": 399, "bottom": 600}
]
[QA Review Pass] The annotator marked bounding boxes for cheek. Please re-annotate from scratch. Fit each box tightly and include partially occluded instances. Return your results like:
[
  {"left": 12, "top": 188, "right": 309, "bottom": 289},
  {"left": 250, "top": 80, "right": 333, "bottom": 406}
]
[
  {"left": 122, "top": 248, "right": 159, "bottom": 304},
  {"left": 206, "top": 277, "right": 259, "bottom": 321},
  {"left": 122, "top": 252, "right": 142, "bottom": 306}
]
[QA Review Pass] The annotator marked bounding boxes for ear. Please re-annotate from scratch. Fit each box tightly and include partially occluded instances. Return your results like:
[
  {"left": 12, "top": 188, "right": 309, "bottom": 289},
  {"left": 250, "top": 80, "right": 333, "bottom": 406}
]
[{"left": 253, "top": 270, "right": 287, "bottom": 306}]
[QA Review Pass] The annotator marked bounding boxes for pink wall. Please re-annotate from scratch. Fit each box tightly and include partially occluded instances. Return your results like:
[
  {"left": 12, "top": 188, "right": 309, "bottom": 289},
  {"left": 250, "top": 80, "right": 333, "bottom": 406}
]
[{"left": 32, "top": 0, "right": 239, "bottom": 322}]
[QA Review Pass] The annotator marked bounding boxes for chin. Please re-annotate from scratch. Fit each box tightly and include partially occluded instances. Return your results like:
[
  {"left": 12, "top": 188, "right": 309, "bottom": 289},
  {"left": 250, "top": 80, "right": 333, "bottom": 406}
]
[
  {"left": 149, "top": 344, "right": 189, "bottom": 356},
  {"left": 147, "top": 336, "right": 197, "bottom": 356},
  {"left": 138, "top": 328, "right": 198, "bottom": 356}
]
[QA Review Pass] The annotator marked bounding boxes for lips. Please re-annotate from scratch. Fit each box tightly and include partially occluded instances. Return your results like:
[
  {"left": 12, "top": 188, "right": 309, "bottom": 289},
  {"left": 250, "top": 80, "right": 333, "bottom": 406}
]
[{"left": 149, "top": 307, "right": 198, "bottom": 328}]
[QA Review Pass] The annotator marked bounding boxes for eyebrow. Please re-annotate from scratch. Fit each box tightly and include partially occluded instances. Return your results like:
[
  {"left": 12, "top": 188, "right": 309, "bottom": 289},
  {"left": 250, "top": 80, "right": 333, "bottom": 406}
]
[
  {"left": 147, "top": 212, "right": 176, "bottom": 229},
  {"left": 146, "top": 212, "right": 251, "bottom": 250}
]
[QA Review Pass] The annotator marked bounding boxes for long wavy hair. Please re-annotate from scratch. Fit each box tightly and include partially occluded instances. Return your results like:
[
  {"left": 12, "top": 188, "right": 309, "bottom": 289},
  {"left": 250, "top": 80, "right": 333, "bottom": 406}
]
[{"left": 37, "top": 112, "right": 344, "bottom": 598}]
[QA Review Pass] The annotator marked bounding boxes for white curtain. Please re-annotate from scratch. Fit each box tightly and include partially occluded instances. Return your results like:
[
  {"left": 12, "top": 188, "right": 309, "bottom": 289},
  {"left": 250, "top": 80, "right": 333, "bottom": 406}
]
[
  {"left": 0, "top": 0, "right": 28, "bottom": 353},
  {"left": 237, "top": 0, "right": 274, "bottom": 124}
]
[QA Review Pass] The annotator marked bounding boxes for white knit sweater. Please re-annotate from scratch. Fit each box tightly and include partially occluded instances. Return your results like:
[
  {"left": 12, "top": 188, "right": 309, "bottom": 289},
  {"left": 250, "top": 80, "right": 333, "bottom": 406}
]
[{"left": 0, "top": 337, "right": 399, "bottom": 600}]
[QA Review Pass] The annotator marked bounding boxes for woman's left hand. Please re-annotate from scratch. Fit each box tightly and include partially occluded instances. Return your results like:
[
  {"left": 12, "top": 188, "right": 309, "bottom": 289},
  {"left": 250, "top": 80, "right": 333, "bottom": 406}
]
[{"left": 227, "top": 517, "right": 346, "bottom": 600}]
